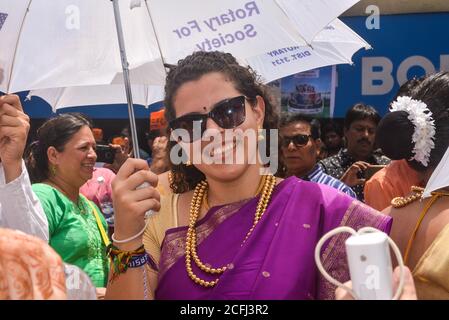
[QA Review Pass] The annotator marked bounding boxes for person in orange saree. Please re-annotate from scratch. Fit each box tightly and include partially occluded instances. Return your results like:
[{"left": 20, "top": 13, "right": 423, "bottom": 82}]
[
  {"left": 378, "top": 72, "right": 449, "bottom": 299},
  {"left": 0, "top": 228, "right": 66, "bottom": 300},
  {"left": 105, "top": 51, "right": 391, "bottom": 300}
]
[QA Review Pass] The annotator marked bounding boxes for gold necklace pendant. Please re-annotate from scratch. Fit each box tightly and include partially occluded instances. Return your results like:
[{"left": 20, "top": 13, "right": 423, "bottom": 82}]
[{"left": 185, "top": 175, "right": 277, "bottom": 288}]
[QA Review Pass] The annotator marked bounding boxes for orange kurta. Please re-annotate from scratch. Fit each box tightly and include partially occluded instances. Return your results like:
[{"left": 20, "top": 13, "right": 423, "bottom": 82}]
[{"left": 364, "top": 160, "right": 422, "bottom": 211}]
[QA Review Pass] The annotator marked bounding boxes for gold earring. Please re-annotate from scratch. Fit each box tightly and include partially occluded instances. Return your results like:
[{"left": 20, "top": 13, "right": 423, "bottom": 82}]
[
  {"left": 258, "top": 127, "right": 265, "bottom": 141},
  {"left": 186, "top": 160, "right": 192, "bottom": 167},
  {"left": 50, "top": 165, "right": 57, "bottom": 176}
]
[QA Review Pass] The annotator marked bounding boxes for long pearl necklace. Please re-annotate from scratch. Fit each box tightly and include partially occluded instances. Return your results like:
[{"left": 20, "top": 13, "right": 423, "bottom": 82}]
[{"left": 185, "top": 175, "right": 277, "bottom": 287}]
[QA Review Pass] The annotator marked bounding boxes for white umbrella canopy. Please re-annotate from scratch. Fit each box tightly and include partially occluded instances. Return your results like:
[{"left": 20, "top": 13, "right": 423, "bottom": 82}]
[
  {"left": 1, "top": 0, "right": 365, "bottom": 156},
  {"left": 27, "top": 84, "right": 165, "bottom": 112},
  {"left": 272, "top": 0, "right": 361, "bottom": 44},
  {"left": 146, "top": 0, "right": 363, "bottom": 66},
  {"left": 0, "top": 0, "right": 166, "bottom": 93},
  {"left": 0, "top": 0, "right": 362, "bottom": 93},
  {"left": 28, "top": 17, "right": 370, "bottom": 111},
  {"left": 245, "top": 19, "right": 371, "bottom": 83},
  {"left": 423, "top": 146, "right": 449, "bottom": 198}
]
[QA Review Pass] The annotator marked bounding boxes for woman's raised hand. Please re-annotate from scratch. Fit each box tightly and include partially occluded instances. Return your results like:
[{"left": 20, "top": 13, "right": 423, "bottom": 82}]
[{"left": 111, "top": 159, "right": 160, "bottom": 249}]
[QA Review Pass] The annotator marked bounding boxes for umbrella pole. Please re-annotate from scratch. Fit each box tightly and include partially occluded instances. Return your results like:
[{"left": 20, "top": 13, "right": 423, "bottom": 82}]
[{"left": 112, "top": 0, "right": 141, "bottom": 159}]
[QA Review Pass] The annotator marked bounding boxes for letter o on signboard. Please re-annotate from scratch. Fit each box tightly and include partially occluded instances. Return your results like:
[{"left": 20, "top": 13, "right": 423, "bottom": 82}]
[
  {"left": 235, "top": 8, "right": 247, "bottom": 19},
  {"left": 397, "top": 56, "right": 435, "bottom": 86}
]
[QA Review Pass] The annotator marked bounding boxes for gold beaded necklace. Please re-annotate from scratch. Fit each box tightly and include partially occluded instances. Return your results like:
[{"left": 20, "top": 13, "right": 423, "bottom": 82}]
[{"left": 185, "top": 174, "right": 277, "bottom": 287}]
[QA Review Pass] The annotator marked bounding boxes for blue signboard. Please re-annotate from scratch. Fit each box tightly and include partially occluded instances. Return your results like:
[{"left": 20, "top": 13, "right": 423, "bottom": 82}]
[{"left": 336, "top": 12, "right": 449, "bottom": 117}]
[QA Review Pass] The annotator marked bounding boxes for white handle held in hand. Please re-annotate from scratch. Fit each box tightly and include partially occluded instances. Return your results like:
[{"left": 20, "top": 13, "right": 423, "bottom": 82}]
[
  {"left": 137, "top": 182, "right": 156, "bottom": 219},
  {"left": 111, "top": 182, "right": 158, "bottom": 244},
  {"left": 314, "top": 227, "right": 405, "bottom": 300}
]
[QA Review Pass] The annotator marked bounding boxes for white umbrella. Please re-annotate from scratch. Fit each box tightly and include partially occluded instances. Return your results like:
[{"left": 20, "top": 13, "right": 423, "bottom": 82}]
[
  {"left": 146, "top": 0, "right": 362, "bottom": 65},
  {"left": 29, "top": 18, "right": 369, "bottom": 111},
  {"left": 1, "top": 0, "right": 363, "bottom": 154},
  {"left": 1, "top": 0, "right": 362, "bottom": 92},
  {"left": 0, "top": 0, "right": 166, "bottom": 93},
  {"left": 29, "top": 18, "right": 370, "bottom": 111},
  {"left": 27, "top": 84, "right": 165, "bottom": 112},
  {"left": 0, "top": 0, "right": 166, "bottom": 155},
  {"left": 273, "top": 0, "right": 361, "bottom": 44},
  {"left": 246, "top": 19, "right": 370, "bottom": 83},
  {"left": 423, "top": 146, "right": 449, "bottom": 198}
]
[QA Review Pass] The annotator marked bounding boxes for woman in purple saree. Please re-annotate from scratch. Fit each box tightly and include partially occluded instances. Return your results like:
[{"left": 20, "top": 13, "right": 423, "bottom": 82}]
[
  {"left": 105, "top": 51, "right": 391, "bottom": 300},
  {"left": 155, "top": 177, "right": 390, "bottom": 300}
]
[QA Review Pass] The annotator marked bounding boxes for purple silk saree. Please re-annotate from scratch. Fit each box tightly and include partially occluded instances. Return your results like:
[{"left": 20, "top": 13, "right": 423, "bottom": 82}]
[{"left": 155, "top": 177, "right": 392, "bottom": 300}]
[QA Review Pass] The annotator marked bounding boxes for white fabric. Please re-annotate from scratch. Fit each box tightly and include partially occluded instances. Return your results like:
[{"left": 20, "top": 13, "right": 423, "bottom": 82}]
[
  {"left": 28, "top": 84, "right": 164, "bottom": 112},
  {"left": 0, "top": 161, "right": 49, "bottom": 241},
  {"left": 245, "top": 19, "right": 370, "bottom": 83},
  {"left": 274, "top": 0, "right": 360, "bottom": 44},
  {"left": 148, "top": 0, "right": 362, "bottom": 67},
  {"left": 423, "top": 146, "right": 449, "bottom": 198},
  {"left": 1, "top": 0, "right": 362, "bottom": 93},
  {"left": 28, "top": 18, "right": 369, "bottom": 108},
  {"left": 1, "top": 0, "right": 166, "bottom": 93},
  {"left": 149, "top": 0, "right": 312, "bottom": 64}
]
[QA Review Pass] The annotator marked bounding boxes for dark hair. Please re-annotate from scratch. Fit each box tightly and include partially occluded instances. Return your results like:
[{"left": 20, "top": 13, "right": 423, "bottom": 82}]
[
  {"left": 393, "top": 76, "right": 426, "bottom": 100},
  {"left": 164, "top": 51, "right": 279, "bottom": 193},
  {"left": 322, "top": 120, "right": 343, "bottom": 138},
  {"left": 376, "top": 72, "right": 449, "bottom": 172},
  {"left": 25, "top": 113, "right": 92, "bottom": 183},
  {"left": 146, "top": 129, "right": 162, "bottom": 141},
  {"left": 344, "top": 103, "right": 381, "bottom": 130},
  {"left": 279, "top": 112, "right": 321, "bottom": 139}
]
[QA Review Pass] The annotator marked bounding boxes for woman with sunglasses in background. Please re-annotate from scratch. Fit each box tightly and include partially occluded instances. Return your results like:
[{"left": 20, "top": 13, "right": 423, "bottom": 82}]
[
  {"left": 106, "top": 51, "right": 391, "bottom": 300},
  {"left": 278, "top": 113, "right": 356, "bottom": 198}
]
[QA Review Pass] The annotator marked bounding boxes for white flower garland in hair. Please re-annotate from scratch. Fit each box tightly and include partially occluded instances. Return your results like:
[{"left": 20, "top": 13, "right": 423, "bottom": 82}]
[{"left": 390, "top": 96, "right": 436, "bottom": 167}]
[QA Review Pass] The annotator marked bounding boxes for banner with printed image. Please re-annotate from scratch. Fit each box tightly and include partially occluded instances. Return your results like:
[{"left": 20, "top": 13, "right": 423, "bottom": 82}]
[{"left": 269, "top": 65, "right": 336, "bottom": 118}]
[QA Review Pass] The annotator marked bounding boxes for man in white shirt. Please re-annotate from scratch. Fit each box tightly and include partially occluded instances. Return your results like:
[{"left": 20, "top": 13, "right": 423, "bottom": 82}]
[{"left": 0, "top": 94, "right": 48, "bottom": 241}]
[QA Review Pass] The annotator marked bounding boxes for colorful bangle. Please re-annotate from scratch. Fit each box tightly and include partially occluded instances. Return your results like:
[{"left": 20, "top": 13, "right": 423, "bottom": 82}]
[
  {"left": 107, "top": 244, "right": 146, "bottom": 282},
  {"left": 128, "top": 253, "right": 150, "bottom": 269}
]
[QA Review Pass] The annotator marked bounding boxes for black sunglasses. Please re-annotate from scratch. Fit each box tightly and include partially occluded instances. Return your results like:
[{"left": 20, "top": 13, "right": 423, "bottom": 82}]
[
  {"left": 281, "top": 134, "right": 313, "bottom": 148},
  {"left": 169, "top": 95, "right": 247, "bottom": 142}
]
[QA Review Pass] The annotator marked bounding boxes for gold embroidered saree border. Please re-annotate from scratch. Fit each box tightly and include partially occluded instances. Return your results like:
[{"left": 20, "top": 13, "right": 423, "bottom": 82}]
[{"left": 158, "top": 199, "right": 250, "bottom": 281}]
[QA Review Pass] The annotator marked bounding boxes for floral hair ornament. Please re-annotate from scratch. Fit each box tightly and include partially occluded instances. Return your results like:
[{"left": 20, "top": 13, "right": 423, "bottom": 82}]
[{"left": 390, "top": 96, "right": 436, "bottom": 166}]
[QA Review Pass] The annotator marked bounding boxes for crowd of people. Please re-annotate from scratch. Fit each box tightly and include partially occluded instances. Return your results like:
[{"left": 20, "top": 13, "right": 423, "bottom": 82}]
[{"left": 1, "top": 50, "right": 449, "bottom": 300}]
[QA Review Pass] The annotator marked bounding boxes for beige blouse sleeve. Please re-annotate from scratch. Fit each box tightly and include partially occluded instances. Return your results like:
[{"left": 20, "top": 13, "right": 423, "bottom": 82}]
[{"left": 142, "top": 183, "right": 178, "bottom": 298}]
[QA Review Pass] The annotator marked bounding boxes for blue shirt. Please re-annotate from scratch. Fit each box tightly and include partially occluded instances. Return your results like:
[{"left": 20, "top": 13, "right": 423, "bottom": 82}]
[{"left": 304, "top": 165, "right": 357, "bottom": 198}]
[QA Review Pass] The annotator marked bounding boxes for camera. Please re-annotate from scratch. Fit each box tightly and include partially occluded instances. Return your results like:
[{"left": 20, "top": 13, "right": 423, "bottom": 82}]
[
  {"left": 363, "top": 165, "right": 386, "bottom": 180},
  {"left": 96, "top": 145, "right": 115, "bottom": 164}
]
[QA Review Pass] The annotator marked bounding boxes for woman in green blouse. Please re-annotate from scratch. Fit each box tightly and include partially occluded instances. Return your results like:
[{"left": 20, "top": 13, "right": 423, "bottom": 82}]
[{"left": 26, "top": 114, "right": 109, "bottom": 289}]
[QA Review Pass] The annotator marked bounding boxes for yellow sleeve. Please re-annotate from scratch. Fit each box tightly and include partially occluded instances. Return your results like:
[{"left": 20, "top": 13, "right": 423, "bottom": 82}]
[{"left": 142, "top": 185, "right": 178, "bottom": 298}]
